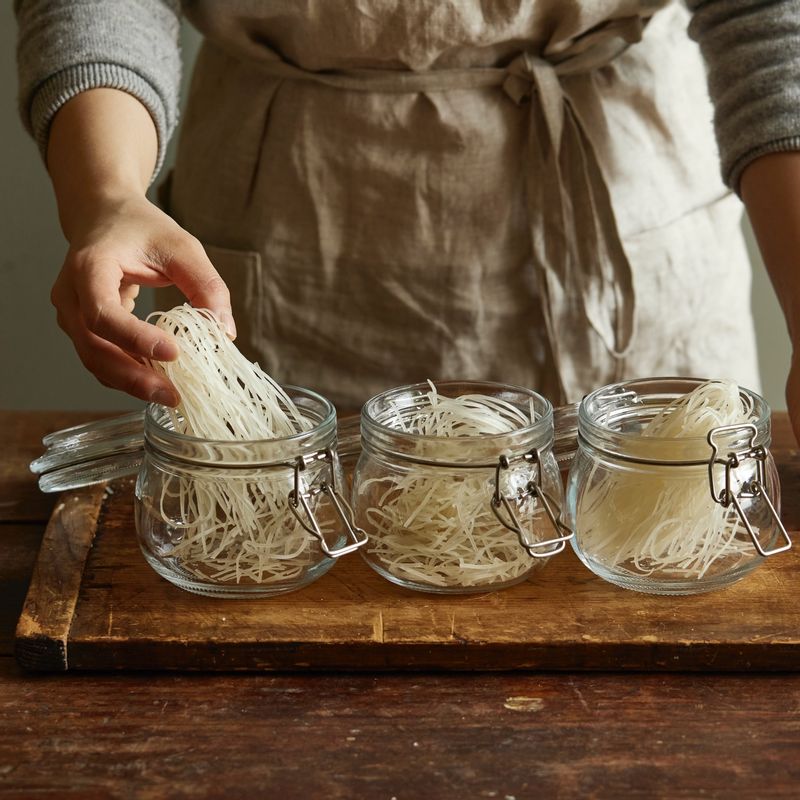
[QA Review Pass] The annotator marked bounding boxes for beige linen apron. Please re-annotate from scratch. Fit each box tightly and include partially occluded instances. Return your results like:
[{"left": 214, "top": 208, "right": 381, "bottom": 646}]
[{"left": 163, "top": 0, "right": 760, "bottom": 408}]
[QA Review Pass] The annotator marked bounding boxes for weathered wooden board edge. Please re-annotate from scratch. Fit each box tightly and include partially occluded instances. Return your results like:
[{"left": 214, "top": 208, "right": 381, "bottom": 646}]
[
  {"left": 14, "top": 484, "right": 106, "bottom": 671},
  {"left": 65, "top": 639, "right": 800, "bottom": 673}
]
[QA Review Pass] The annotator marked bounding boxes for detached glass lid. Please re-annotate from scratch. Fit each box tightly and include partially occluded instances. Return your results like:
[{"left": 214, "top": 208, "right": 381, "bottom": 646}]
[{"left": 31, "top": 411, "right": 145, "bottom": 493}]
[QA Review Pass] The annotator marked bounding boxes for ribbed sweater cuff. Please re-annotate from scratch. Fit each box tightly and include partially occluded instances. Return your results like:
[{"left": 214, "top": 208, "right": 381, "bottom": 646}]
[
  {"left": 28, "top": 62, "right": 169, "bottom": 182},
  {"left": 728, "top": 136, "right": 800, "bottom": 194}
]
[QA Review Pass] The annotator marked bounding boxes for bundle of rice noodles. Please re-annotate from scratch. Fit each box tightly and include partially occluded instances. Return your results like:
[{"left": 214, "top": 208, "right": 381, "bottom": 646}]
[{"left": 145, "top": 305, "right": 324, "bottom": 584}]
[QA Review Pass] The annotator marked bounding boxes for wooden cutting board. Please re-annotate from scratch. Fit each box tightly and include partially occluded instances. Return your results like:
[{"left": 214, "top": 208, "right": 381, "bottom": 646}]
[{"left": 15, "top": 470, "right": 800, "bottom": 672}]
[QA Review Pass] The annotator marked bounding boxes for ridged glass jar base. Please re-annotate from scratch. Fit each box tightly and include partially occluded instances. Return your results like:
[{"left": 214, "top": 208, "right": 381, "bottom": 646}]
[
  {"left": 570, "top": 540, "right": 764, "bottom": 596},
  {"left": 360, "top": 551, "right": 544, "bottom": 595},
  {"left": 140, "top": 547, "right": 336, "bottom": 598}
]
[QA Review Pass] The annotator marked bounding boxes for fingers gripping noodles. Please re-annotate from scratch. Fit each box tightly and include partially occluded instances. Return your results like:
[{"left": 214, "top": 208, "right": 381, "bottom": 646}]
[
  {"left": 577, "top": 380, "right": 760, "bottom": 579},
  {"left": 146, "top": 305, "right": 317, "bottom": 584}
]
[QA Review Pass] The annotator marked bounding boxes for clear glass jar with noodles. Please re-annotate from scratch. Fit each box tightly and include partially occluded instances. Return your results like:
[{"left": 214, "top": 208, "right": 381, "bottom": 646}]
[
  {"left": 566, "top": 377, "right": 792, "bottom": 595},
  {"left": 352, "top": 381, "right": 572, "bottom": 594},
  {"left": 136, "top": 387, "right": 367, "bottom": 597}
]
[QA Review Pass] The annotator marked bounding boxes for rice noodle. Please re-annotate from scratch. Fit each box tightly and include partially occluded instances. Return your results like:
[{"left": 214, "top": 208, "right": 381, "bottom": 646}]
[
  {"left": 575, "top": 380, "right": 759, "bottom": 580},
  {"left": 357, "top": 381, "right": 545, "bottom": 589},
  {"left": 144, "top": 305, "right": 325, "bottom": 585}
]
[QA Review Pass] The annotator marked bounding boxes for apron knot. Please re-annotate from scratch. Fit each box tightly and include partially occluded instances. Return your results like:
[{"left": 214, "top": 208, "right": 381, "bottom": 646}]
[
  {"left": 503, "top": 54, "right": 565, "bottom": 161},
  {"left": 503, "top": 53, "right": 548, "bottom": 105},
  {"left": 501, "top": 22, "right": 645, "bottom": 400}
]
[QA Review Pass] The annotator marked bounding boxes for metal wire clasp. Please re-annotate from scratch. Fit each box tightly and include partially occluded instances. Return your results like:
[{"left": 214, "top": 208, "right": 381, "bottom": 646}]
[
  {"left": 707, "top": 424, "right": 791, "bottom": 557},
  {"left": 490, "top": 449, "right": 573, "bottom": 558},
  {"left": 287, "top": 448, "right": 368, "bottom": 558}
]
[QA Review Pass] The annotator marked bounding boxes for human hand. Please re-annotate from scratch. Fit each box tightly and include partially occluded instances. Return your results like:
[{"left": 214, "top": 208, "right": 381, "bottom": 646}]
[
  {"left": 740, "top": 153, "right": 800, "bottom": 447},
  {"left": 51, "top": 194, "right": 234, "bottom": 406}
]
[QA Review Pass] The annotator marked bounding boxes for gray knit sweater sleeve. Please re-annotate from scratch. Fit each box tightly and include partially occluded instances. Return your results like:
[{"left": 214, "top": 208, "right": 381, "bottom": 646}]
[
  {"left": 15, "top": 0, "right": 181, "bottom": 179},
  {"left": 688, "top": 0, "right": 800, "bottom": 191}
]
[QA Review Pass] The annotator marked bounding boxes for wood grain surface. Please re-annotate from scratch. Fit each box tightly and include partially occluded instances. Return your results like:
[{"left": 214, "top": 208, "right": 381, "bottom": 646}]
[
  {"left": 0, "top": 658, "right": 798, "bottom": 799},
  {"left": 1, "top": 411, "right": 800, "bottom": 798}
]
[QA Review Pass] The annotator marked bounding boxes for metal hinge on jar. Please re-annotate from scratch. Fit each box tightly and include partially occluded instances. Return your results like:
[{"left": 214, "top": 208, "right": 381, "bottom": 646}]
[
  {"left": 491, "top": 449, "right": 574, "bottom": 558},
  {"left": 707, "top": 423, "right": 792, "bottom": 557},
  {"left": 288, "top": 448, "right": 369, "bottom": 558}
]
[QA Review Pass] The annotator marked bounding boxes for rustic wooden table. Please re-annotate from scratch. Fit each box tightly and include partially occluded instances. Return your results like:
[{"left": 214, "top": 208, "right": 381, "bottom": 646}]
[{"left": 2, "top": 410, "right": 800, "bottom": 798}]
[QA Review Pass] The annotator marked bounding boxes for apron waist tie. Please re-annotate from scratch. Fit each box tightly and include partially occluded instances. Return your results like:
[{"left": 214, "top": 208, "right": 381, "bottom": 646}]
[{"left": 248, "top": 15, "right": 648, "bottom": 401}]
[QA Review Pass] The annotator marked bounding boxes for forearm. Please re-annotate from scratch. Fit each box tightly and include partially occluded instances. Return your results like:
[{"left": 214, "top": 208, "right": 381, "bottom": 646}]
[
  {"left": 41, "top": 85, "right": 232, "bottom": 404},
  {"left": 16, "top": 0, "right": 181, "bottom": 188},
  {"left": 47, "top": 88, "right": 158, "bottom": 242},
  {"left": 740, "top": 152, "right": 800, "bottom": 343}
]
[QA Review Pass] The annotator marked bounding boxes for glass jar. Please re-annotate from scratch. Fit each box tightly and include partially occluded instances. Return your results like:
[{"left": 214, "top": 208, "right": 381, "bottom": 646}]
[
  {"left": 566, "top": 377, "right": 792, "bottom": 595},
  {"left": 136, "top": 387, "right": 367, "bottom": 598},
  {"left": 352, "top": 381, "right": 572, "bottom": 594}
]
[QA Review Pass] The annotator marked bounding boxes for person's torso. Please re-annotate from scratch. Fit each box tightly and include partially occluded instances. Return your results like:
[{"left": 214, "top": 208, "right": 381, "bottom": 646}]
[{"left": 164, "top": 0, "right": 757, "bottom": 407}]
